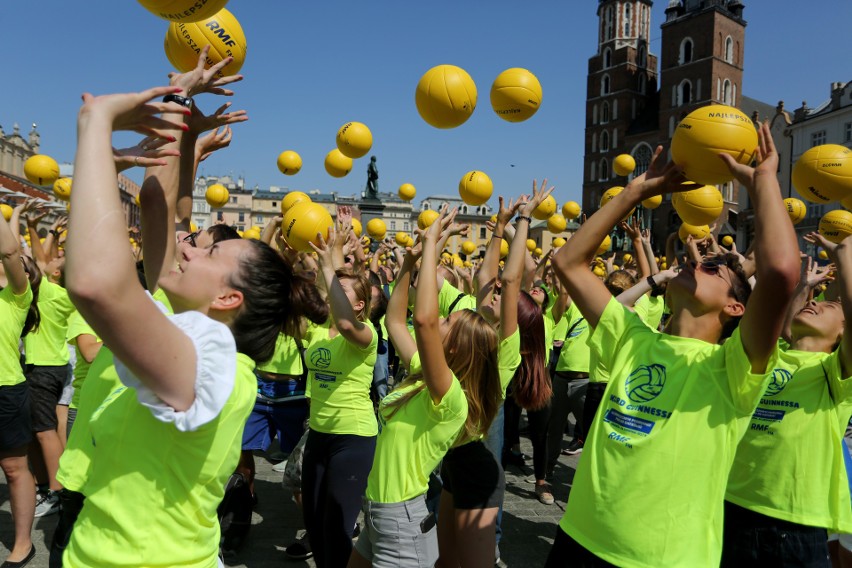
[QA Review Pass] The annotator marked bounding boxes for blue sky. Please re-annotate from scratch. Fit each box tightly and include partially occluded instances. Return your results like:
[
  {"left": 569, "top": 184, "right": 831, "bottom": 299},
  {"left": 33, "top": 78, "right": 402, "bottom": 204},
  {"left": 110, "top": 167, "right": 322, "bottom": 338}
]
[{"left": 0, "top": 1, "right": 849, "bottom": 206}]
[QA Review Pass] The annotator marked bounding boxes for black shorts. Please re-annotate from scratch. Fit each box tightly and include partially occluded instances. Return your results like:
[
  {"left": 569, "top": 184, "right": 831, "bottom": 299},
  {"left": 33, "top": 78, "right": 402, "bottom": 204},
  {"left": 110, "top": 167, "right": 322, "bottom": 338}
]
[
  {"left": 0, "top": 382, "right": 33, "bottom": 451},
  {"left": 440, "top": 440, "right": 505, "bottom": 510},
  {"left": 25, "top": 364, "right": 69, "bottom": 432}
]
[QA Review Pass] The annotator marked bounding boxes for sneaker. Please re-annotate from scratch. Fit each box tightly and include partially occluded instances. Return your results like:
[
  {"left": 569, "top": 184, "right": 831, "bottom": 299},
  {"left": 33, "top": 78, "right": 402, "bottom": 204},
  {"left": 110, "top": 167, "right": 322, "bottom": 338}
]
[
  {"left": 34, "top": 490, "right": 61, "bottom": 517},
  {"left": 284, "top": 533, "right": 312, "bottom": 561},
  {"left": 561, "top": 439, "right": 584, "bottom": 456},
  {"left": 535, "top": 484, "right": 555, "bottom": 505}
]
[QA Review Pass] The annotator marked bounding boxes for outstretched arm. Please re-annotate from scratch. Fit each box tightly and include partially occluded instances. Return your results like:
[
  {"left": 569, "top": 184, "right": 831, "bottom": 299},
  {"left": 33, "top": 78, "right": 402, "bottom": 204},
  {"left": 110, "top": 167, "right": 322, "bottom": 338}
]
[
  {"left": 0, "top": 202, "right": 27, "bottom": 294},
  {"left": 386, "top": 242, "right": 420, "bottom": 371},
  {"left": 721, "top": 122, "right": 800, "bottom": 373}
]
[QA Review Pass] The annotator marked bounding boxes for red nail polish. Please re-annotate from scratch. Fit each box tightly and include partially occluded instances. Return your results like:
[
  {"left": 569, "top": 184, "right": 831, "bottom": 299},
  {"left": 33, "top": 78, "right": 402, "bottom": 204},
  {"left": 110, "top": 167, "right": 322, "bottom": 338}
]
[{"left": 181, "top": 124, "right": 189, "bottom": 131}]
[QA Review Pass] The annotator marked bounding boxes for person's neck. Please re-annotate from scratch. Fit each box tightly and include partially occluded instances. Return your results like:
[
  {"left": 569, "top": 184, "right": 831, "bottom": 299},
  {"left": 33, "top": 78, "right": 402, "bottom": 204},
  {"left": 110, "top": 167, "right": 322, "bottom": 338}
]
[
  {"left": 790, "top": 335, "right": 834, "bottom": 354},
  {"left": 665, "top": 308, "right": 724, "bottom": 344}
]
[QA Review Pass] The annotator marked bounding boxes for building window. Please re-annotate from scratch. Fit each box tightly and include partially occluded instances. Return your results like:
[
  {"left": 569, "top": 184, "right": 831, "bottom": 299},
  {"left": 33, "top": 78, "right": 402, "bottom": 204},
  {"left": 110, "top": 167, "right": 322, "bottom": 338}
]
[
  {"left": 624, "top": 3, "right": 631, "bottom": 36},
  {"left": 845, "top": 122, "right": 852, "bottom": 142},
  {"left": 601, "top": 101, "right": 610, "bottom": 123},
  {"left": 679, "top": 38, "right": 694, "bottom": 65},
  {"left": 603, "top": 6, "right": 614, "bottom": 41},
  {"left": 404, "top": 222, "right": 410, "bottom": 232},
  {"left": 603, "top": 48, "right": 612, "bottom": 69},
  {"left": 422, "top": 201, "right": 429, "bottom": 211},
  {"left": 640, "top": 5, "right": 647, "bottom": 38},
  {"left": 601, "top": 74, "right": 610, "bottom": 96},
  {"left": 256, "top": 216, "right": 263, "bottom": 223},
  {"left": 612, "top": 128, "right": 618, "bottom": 149},
  {"left": 229, "top": 196, "right": 237, "bottom": 204},
  {"left": 638, "top": 45, "right": 646, "bottom": 67},
  {"left": 678, "top": 80, "right": 693, "bottom": 106},
  {"left": 237, "top": 225, "right": 244, "bottom": 231},
  {"left": 599, "top": 158, "right": 610, "bottom": 181},
  {"left": 811, "top": 130, "right": 827, "bottom": 147},
  {"left": 633, "top": 144, "right": 653, "bottom": 177},
  {"left": 480, "top": 227, "right": 487, "bottom": 239},
  {"left": 272, "top": 202, "right": 277, "bottom": 208},
  {"left": 592, "top": 104, "right": 598, "bottom": 124},
  {"left": 639, "top": 74, "right": 647, "bottom": 95},
  {"left": 724, "top": 36, "right": 734, "bottom": 64},
  {"left": 722, "top": 79, "right": 732, "bottom": 105},
  {"left": 390, "top": 220, "right": 396, "bottom": 230},
  {"left": 722, "top": 182, "right": 735, "bottom": 202},
  {"left": 600, "top": 131, "right": 610, "bottom": 153},
  {"left": 592, "top": 132, "right": 597, "bottom": 152},
  {"left": 238, "top": 212, "right": 245, "bottom": 222},
  {"left": 669, "top": 116, "right": 676, "bottom": 137}
]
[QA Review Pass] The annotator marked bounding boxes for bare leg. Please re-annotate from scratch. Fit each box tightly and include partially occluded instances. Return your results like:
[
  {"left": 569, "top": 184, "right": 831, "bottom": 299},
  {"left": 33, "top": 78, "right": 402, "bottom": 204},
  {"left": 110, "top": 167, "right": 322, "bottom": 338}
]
[
  {"left": 236, "top": 450, "right": 256, "bottom": 497},
  {"left": 454, "top": 507, "right": 499, "bottom": 568},
  {"left": 0, "top": 448, "right": 35, "bottom": 562},
  {"left": 34, "top": 429, "right": 64, "bottom": 491},
  {"left": 436, "top": 491, "right": 459, "bottom": 568},
  {"left": 347, "top": 549, "right": 371, "bottom": 568},
  {"left": 55, "top": 405, "right": 68, "bottom": 448}
]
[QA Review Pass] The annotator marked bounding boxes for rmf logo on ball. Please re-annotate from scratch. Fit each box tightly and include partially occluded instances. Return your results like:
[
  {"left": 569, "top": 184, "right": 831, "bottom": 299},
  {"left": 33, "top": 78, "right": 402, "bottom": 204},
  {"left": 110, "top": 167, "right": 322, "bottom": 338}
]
[
  {"left": 764, "top": 368, "right": 792, "bottom": 397},
  {"left": 205, "top": 20, "right": 236, "bottom": 47},
  {"left": 624, "top": 364, "right": 666, "bottom": 404},
  {"left": 310, "top": 348, "right": 332, "bottom": 370}
]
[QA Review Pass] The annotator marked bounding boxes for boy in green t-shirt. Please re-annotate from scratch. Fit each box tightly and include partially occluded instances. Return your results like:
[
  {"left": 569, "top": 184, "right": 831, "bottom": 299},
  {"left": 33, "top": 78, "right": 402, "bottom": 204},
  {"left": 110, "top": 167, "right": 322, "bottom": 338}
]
[
  {"left": 547, "top": 124, "right": 801, "bottom": 568},
  {"left": 722, "top": 236, "right": 852, "bottom": 566}
]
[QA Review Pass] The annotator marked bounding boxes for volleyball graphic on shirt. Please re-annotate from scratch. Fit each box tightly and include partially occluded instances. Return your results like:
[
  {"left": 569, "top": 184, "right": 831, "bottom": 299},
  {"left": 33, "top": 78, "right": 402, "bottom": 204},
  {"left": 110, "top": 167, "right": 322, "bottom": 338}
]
[
  {"left": 625, "top": 364, "right": 666, "bottom": 403},
  {"left": 310, "top": 347, "right": 332, "bottom": 369},
  {"left": 763, "top": 368, "right": 792, "bottom": 397}
]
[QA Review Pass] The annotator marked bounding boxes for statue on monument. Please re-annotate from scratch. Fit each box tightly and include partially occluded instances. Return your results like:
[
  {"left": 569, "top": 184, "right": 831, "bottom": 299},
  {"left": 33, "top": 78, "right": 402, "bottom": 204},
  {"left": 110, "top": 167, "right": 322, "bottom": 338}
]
[{"left": 365, "top": 155, "right": 379, "bottom": 199}]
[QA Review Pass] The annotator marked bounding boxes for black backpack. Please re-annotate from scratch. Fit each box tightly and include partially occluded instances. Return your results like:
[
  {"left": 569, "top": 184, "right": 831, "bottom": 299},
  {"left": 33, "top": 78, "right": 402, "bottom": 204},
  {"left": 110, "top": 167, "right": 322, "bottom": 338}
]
[{"left": 218, "top": 472, "right": 253, "bottom": 556}]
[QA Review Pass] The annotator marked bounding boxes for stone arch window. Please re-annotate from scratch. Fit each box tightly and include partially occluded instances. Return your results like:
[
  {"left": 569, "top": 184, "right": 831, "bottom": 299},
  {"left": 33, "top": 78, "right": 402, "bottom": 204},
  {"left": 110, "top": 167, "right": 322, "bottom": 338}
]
[
  {"left": 624, "top": 3, "right": 632, "bottom": 36},
  {"left": 603, "top": 47, "right": 612, "bottom": 69},
  {"left": 638, "top": 45, "right": 647, "bottom": 67},
  {"left": 601, "top": 74, "right": 611, "bottom": 96},
  {"left": 600, "top": 131, "right": 610, "bottom": 153},
  {"left": 599, "top": 158, "right": 610, "bottom": 181},
  {"left": 679, "top": 37, "right": 694, "bottom": 64},
  {"left": 593, "top": 104, "right": 599, "bottom": 124},
  {"left": 603, "top": 6, "right": 614, "bottom": 41},
  {"left": 632, "top": 143, "right": 654, "bottom": 177},
  {"left": 725, "top": 36, "right": 734, "bottom": 63},
  {"left": 602, "top": 101, "right": 610, "bottom": 123},
  {"left": 678, "top": 79, "right": 693, "bottom": 106},
  {"left": 723, "top": 79, "right": 732, "bottom": 105}
]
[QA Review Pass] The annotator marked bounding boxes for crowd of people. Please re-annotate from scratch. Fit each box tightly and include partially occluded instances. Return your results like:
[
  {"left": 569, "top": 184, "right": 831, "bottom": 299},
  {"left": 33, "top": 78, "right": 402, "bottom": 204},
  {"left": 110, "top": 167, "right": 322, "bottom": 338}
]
[{"left": 2, "top": 49, "right": 852, "bottom": 568}]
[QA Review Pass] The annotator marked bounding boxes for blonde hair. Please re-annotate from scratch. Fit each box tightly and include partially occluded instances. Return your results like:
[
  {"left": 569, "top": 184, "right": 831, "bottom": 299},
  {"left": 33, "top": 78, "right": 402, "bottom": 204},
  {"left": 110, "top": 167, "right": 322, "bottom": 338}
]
[
  {"left": 384, "top": 310, "right": 501, "bottom": 443},
  {"left": 335, "top": 268, "right": 371, "bottom": 322}
]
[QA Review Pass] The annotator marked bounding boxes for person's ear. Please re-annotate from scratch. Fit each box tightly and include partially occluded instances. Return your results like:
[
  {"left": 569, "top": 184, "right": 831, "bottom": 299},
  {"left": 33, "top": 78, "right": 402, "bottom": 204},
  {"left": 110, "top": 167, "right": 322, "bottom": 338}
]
[
  {"left": 211, "top": 289, "right": 244, "bottom": 312},
  {"left": 723, "top": 299, "right": 745, "bottom": 319}
]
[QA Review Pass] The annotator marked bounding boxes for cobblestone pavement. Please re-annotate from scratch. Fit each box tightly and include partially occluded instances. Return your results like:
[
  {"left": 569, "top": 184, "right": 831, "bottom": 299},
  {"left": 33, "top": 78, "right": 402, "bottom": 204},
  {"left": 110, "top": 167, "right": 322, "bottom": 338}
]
[{"left": 1, "top": 433, "right": 581, "bottom": 567}]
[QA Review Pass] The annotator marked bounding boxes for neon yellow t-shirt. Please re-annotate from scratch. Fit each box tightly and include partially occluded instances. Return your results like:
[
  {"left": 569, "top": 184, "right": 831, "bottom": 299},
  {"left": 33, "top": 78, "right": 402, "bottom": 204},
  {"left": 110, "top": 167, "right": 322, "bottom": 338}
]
[
  {"left": 559, "top": 298, "right": 775, "bottom": 568},
  {"left": 305, "top": 320, "right": 378, "bottom": 437},
  {"left": 726, "top": 348, "right": 852, "bottom": 532},
  {"left": 65, "top": 352, "right": 256, "bottom": 568},
  {"left": 438, "top": 280, "right": 476, "bottom": 318},
  {"left": 152, "top": 287, "right": 174, "bottom": 314},
  {"left": 634, "top": 294, "right": 665, "bottom": 331},
  {"left": 24, "top": 280, "right": 75, "bottom": 365},
  {"left": 555, "top": 302, "right": 591, "bottom": 375},
  {"left": 257, "top": 333, "right": 302, "bottom": 375},
  {"left": 499, "top": 329, "right": 522, "bottom": 398},
  {"left": 66, "top": 311, "right": 101, "bottom": 409},
  {"left": 0, "top": 282, "right": 31, "bottom": 387},
  {"left": 365, "top": 352, "right": 467, "bottom": 503},
  {"left": 57, "top": 346, "right": 121, "bottom": 492}
]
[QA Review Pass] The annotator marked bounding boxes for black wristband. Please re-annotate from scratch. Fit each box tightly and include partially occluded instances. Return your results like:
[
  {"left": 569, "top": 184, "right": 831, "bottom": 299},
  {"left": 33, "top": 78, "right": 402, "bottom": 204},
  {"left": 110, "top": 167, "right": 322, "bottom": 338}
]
[
  {"left": 516, "top": 216, "right": 532, "bottom": 223},
  {"left": 647, "top": 276, "right": 663, "bottom": 296},
  {"left": 163, "top": 94, "right": 193, "bottom": 109}
]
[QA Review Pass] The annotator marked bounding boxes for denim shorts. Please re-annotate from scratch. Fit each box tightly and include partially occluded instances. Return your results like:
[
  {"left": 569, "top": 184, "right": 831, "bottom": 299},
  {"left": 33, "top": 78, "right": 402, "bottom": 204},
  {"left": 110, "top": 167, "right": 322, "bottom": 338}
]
[{"left": 354, "top": 495, "right": 438, "bottom": 568}]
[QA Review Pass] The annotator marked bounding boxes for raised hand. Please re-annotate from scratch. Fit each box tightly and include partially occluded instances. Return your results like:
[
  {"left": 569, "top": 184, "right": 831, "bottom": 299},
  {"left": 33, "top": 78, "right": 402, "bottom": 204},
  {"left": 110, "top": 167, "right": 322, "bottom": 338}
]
[
  {"left": 519, "top": 178, "right": 554, "bottom": 218},
  {"left": 167, "top": 45, "right": 244, "bottom": 97},
  {"left": 113, "top": 135, "right": 181, "bottom": 171},
  {"left": 188, "top": 102, "right": 248, "bottom": 136},
  {"left": 719, "top": 122, "right": 779, "bottom": 190},
  {"left": 79, "top": 86, "right": 191, "bottom": 138},
  {"left": 196, "top": 126, "right": 233, "bottom": 162}
]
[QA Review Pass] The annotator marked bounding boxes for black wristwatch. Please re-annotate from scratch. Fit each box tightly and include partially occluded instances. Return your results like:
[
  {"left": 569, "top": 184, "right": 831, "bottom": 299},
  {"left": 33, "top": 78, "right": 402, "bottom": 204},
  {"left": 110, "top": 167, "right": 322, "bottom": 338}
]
[{"left": 163, "top": 94, "right": 193, "bottom": 109}]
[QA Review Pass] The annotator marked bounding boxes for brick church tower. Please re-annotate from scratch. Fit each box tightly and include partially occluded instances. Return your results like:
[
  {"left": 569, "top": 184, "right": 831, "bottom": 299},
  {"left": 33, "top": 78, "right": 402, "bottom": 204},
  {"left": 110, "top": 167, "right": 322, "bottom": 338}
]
[{"left": 581, "top": 0, "right": 749, "bottom": 246}]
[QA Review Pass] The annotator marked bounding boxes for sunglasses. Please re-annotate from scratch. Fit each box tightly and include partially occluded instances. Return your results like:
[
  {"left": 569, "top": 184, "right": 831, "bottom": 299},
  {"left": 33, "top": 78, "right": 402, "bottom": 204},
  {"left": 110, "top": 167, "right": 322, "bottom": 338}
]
[{"left": 182, "top": 230, "right": 201, "bottom": 248}]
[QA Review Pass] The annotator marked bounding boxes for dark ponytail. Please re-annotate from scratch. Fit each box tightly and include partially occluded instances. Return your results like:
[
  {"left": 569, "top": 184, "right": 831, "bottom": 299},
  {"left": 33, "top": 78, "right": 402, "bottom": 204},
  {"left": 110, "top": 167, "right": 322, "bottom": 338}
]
[
  {"left": 20, "top": 255, "right": 41, "bottom": 337},
  {"left": 227, "top": 240, "right": 327, "bottom": 364},
  {"left": 512, "top": 291, "right": 551, "bottom": 410}
]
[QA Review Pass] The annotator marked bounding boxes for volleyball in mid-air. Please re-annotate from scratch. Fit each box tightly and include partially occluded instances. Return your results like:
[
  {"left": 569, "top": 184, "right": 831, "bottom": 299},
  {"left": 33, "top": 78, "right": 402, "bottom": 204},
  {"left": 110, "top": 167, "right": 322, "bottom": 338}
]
[
  {"left": 53, "top": 177, "right": 73, "bottom": 201},
  {"left": 818, "top": 209, "right": 852, "bottom": 244},
  {"left": 641, "top": 195, "right": 662, "bottom": 209},
  {"left": 164, "top": 8, "right": 246, "bottom": 79},
  {"left": 0, "top": 204, "right": 12, "bottom": 222},
  {"left": 672, "top": 184, "right": 724, "bottom": 226},
  {"left": 366, "top": 218, "right": 387, "bottom": 240},
  {"left": 351, "top": 218, "right": 362, "bottom": 237},
  {"left": 671, "top": 104, "right": 758, "bottom": 185},
  {"left": 562, "top": 201, "right": 581, "bottom": 220},
  {"left": 461, "top": 241, "right": 476, "bottom": 255},
  {"left": 138, "top": 0, "right": 229, "bottom": 22},
  {"left": 600, "top": 186, "right": 634, "bottom": 220},
  {"left": 783, "top": 197, "right": 807, "bottom": 225},
  {"left": 490, "top": 67, "right": 542, "bottom": 123},
  {"left": 533, "top": 195, "right": 557, "bottom": 220},
  {"left": 277, "top": 151, "right": 302, "bottom": 175},
  {"left": 792, "top": 144, "right": 852, "bottom": 204},
  {"left": 280, "top": 191, "right": 311, "bottom": 214},
  {"left": 415, "top": 65, "right": 477, "bottom": 129},
  {"left": 398, "top": 183, "right": 416, "bottom": 201},
  {"left": 459, "top": 171, "right": 493, "bottom": 206},
  {"left": 205, "top": 184, "right": 229, "bottom": 208},
  {"left": 547, "top": 214, "right": 567, "bottom": 234},
  {"left": 281, "top": 202, "right": 334, "bottom": 252},
  {"left": 336, "top": 122, "right": 373, "bottom": 159},
  {"left": 721, "top": 235, "right": 734, "bottom": 247},
  {"left": 613, "top": 154, "right": 636, "bottom": 177},
  {"left": 324, "top": 149, "right": 353, "bottom": 178},
  {"left": 418, "top": 209, "right": 439, "bottom": 230},
  {"left": 24, "top": 154, "right": 60, "bottom": 186}
]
